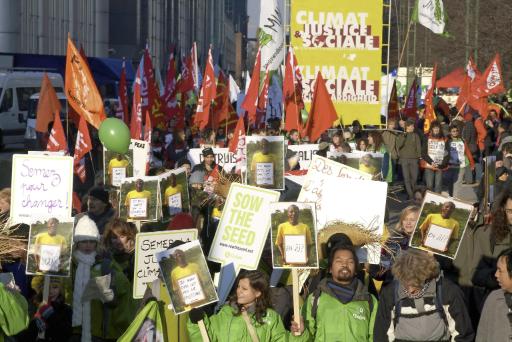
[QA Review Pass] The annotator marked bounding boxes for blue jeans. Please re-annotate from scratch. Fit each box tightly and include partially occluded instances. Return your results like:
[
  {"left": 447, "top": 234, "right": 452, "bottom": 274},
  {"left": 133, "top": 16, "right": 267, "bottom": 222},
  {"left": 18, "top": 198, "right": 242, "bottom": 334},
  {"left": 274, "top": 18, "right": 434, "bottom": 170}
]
[
  {"left": 444, "top": 167, "right": 464, "bottom": 197},
  {"left": 424, "top": 169, "right": 443, "bottom": 193}
]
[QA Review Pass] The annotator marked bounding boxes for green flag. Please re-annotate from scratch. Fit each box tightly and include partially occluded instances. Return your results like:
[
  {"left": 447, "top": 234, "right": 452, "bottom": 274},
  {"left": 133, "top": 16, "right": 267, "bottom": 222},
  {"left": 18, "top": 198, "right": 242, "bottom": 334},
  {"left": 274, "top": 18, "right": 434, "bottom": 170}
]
[
  {"left": 413, "top": 0, "right": 446, "bottom": 35},
  {"left": 117, "top": 300, "right": 167, "bottom": 342}
]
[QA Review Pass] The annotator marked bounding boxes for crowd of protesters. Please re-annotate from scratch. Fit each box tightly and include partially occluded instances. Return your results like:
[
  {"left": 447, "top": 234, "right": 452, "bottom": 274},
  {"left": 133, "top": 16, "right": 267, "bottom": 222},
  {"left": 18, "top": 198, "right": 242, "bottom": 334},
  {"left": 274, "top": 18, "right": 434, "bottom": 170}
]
[{"left": 0, "top": 96, "right": 512, "bottom": 342}]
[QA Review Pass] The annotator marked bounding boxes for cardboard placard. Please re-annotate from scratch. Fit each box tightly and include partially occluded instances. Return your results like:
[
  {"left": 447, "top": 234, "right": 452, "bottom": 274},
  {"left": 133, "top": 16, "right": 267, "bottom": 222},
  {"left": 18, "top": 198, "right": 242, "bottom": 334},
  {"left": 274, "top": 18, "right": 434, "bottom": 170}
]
[
  {"left": 10, "top": 155, "right": 73, "bottom": 224},
  {"left": 157, "top": 240, "right": 218, "bottom": 315},
  {"left": 287, "top": 144, "right": 319, "bottom": 169},
  {"left": 187, "top": 148, "right": 237, "bottom": 171},
  {"left": 168, "top": 193, "right": 182, "bottom": 216},
  {"left": 159, "top": 168, "right": 191, "bottom": 219},
  {"left": 410, "top": 191, "right": 473, "bottom": 259},
  {"left": 284, "top": 235, "right": 307, "bottom": 264},
  {"left": 256, "top": 163, "right": 274, "bottom": 185},
  {"left": 423, "top": 224, "right": 452, "bottom": 252},
  {"left": 427, "top": 140, "right": 446, "bottom": 165},
  {"left": 133, "top": 229, "right": 197, "bottom": 299},
  {"left": 39, "top": 245, "right": 61, "bottom": 272},
  {"left": 103, "top": 139, "right": 150, "bottom": 187},
  {"left": 111, "top": 167, "right": 127, "bottom": 187},
  {"left": 129, "top": 198, "right": 148, "bottom": 218},
  {"left": 246, "top": 136, "right": 285, "bottom": 190},
  {"left": 120, "top": 176, "right": 161, "bottom": 222}
]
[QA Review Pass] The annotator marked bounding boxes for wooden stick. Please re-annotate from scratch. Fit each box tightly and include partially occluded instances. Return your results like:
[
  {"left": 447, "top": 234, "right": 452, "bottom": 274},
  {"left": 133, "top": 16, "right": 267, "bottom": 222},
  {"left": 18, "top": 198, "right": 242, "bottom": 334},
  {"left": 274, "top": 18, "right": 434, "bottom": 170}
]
[
  {"left": 397, "top": 19, "right": 413, "bottom": 70},
  {"left": 198, "top": 319, "right": 210, "bottom": 342},
  {"left": 42, "top": 275, "right": 50, "bottom": 303},
  {"left": 291, "top": 268, "right": 301, "bottom": 336},
  {"left": 135, "top": 221, "right": 142, "bottom": 232}
]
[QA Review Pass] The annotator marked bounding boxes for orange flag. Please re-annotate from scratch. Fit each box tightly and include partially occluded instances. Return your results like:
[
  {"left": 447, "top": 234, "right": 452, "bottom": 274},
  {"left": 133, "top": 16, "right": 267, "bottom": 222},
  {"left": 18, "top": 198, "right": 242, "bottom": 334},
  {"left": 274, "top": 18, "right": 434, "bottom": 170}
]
[
  {"left": 424, "top": 64, "right": 437, "bottom": 133},
  {"left": 212, "top": 71, "right": 230, "bottom": 130},
  {"left": 46, "top": 111, "right": 68, "bottom": 152},
  {"left": 302, "top": 72, "right": 337, "bottom": 142},
  {"left": 229, "top": 115, "right": 246, "bottom": 154},
  {"left": 36, "top": 73, "right": 62, "bottom": 133},
  {"left": 242, "top": 48, "right": 261, "bottom": 124},
  {"left": 194, "top": 47, "right": 216, "bottom": 130},
  {"left": 144, "top": 110, "right": 152, "bottom": 144},
  {"left": 65, "top": 36, "right": 106, "bottom": 129},
  {"left": 73, "top": 116, "right": 92, "bottom": 183}
]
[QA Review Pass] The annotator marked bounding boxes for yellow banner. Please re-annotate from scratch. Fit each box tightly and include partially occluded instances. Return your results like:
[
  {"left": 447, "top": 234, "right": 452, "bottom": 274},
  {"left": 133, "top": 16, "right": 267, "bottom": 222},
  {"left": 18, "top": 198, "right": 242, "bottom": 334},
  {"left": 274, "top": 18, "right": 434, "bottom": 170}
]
[{"left": 291, "top": 0, "right": 384, "bottom": 126}]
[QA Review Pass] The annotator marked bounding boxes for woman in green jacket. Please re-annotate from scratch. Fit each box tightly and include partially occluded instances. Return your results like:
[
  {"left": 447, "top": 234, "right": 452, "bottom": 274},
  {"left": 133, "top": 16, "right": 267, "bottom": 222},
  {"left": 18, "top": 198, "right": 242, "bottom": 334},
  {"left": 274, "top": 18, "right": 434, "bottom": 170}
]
[{"left": 187, "top": 270, "right": 288, "bottom": 342}]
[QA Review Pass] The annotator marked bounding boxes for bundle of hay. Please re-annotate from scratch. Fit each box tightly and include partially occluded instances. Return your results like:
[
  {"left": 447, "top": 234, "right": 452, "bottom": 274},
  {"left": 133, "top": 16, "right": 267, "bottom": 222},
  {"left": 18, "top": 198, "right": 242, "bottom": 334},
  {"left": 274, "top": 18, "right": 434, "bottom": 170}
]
[
  {"left": 317, "top": 221, "right": 390, "bottom": 261},
  {"left": 214, "top": 171, "right": 242, "bottom": 199},
  {"left": 0, "top": 216, "right": 27, "bottom": 262}
]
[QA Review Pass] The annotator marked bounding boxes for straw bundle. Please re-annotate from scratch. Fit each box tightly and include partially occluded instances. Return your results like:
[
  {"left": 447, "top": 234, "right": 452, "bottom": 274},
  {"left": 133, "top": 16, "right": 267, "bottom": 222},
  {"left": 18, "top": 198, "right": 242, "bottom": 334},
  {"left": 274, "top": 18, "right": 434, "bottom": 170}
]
[
  {"left": 0, "top": 216, "right": 27, "bottom": 262},
  {"left": 214, "top": 171, "right": 242, "bottom": 199}
]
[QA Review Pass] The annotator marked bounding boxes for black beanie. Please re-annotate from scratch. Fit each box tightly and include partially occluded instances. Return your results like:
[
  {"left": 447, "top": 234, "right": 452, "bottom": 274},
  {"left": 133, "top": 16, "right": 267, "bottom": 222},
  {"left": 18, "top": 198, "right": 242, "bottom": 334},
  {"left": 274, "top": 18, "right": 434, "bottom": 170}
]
[{"left": 88, "top": 187, "right": 109, "bottom": 204}]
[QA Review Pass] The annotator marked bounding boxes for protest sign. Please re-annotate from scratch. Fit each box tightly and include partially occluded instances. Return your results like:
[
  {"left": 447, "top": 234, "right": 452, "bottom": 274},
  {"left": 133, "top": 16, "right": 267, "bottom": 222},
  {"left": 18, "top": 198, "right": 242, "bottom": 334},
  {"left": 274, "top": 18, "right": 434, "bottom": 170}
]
[
  {"left": 209, "top": 183, "right": 280, "bottom": 308},
  {"left": 10, "top": 154, "right": 73, "bottom": 224},
  {"left": 319, "top": 178, "right": 387, "bottom": 264},
  {"left": 287, "top": 144, "right": 319, "bottom": 170},
  {"left": 297, "top": 155, "right": 371, "bottom": 222},
  {"left": 133, "top": 229, "right": 198, "bottom": 298},
  {"left": 103, "top": 139, "right": 150, "bottom": 187},
  {"left": 119, "top": 176, "right": 160, "bottom": 221},
  {"left": 246, "top": 136, "right": 285, "bottom": 190},
  {"left": 410, "top": 191, "right": 473, "bottom": 259},
  {"left": 26, "top": 218, "right": 73, "bottom": 276},
  {"left": 270, "top": 202, "right": 318, "bottom": 269},
  {"left": 327, "top": 151, "right": 384, "bottom": 179},
  {"left": 159, "top": 168, "right": 191, "bottom": 219},
  {"left": 157, "top": 240, "right": 218, "bottom": 314},
  {"left": 188, "top": 148, "right": 236, "bottom": 171}
]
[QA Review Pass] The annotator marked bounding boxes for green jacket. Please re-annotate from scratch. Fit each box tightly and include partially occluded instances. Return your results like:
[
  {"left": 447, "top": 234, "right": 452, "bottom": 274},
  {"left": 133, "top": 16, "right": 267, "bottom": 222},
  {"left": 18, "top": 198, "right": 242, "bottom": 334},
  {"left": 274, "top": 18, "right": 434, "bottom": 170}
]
[
  {"left": 70, "top": 257, "right": 138, "bottom": 340},
  {"left": 187, "top": 304, "right": 288, "bottom": 342},
  {"left": 291, "top": 278, "right": 377, "bottom": 342},
  {"left": 0, "top": 283, "right": 29, "bottom": 342}
]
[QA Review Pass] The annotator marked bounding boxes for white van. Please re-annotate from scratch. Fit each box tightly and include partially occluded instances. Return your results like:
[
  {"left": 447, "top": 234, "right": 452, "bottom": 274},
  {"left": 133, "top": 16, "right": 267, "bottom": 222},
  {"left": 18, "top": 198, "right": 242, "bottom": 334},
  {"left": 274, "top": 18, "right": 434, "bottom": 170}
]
[
  {"left": 25, "top": 92, "right": 68, "bottom": 150},
  {"left": 0, "top": 70, "right": 64, "bottom": 149}
]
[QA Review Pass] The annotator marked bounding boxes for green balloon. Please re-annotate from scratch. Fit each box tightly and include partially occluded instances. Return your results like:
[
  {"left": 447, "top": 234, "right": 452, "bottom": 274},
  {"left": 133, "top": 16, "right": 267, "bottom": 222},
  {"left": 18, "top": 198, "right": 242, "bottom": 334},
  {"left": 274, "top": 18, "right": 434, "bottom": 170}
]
[{"left": 98, "top": 118, "right": 131, "bottom": 154}]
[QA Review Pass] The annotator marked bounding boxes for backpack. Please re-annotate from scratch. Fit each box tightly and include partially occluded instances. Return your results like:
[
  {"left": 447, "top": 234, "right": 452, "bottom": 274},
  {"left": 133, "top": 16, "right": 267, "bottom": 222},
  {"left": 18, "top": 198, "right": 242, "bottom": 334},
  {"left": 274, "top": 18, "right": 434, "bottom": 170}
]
[
  {"left": 392, "top": 276, "right": 448, "bottom": 328},
  {"left": 310, "top": 287, "right": 375, "bottom": 320}
]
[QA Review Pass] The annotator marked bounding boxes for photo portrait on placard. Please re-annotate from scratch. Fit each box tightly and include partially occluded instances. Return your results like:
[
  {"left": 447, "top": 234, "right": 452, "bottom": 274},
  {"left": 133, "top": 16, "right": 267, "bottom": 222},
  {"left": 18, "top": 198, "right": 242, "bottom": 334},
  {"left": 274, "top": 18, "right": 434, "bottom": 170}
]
[
  {"left": 103, "top": 148, "right": 134, "bottom": 188},
  {"left": 270, "top": 202, "right": 318, "bottom": 268},
  {"left": 26, "top": 218, "right": 73, "bottom": 276},
  {"left": 156, "top": 240, "right": 218, "bottom": 315},
  {"left": 410, "top": 191, "right": 473, "bottom": 259},
  {"left": 159, "top": 168, "right": 191, "bottom": 220},
  {"left": 246, "top": 136, "right": 285, "bottom": 190},
  {"left": 119, "top": 177, "right": 160, "bottom": 222},
  {"left": 327, "top": 151, "right": 384, "bottom": 180}
]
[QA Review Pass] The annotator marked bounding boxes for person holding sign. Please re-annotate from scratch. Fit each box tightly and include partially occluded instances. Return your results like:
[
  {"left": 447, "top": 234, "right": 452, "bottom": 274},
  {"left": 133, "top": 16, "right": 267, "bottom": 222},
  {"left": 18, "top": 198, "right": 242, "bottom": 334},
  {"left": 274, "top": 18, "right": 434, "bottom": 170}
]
[
  {"left": 187, "top": 270, "right": 288, "bottom": 341},
  {"left": 34, "top": 218, "right": 67, "bottom": 273},
  {"left": 445, "top": 125, "right": 475, "bottom": 197},
  {"left": 170, "top": 249, "right": 202, "bottom": 311},
  {"left": 290, "top": 244, "right": 378, "bottom": 340},
  {"left": 419, "top": 201, "right": 460, "bottom": 252},
  {"left": 108, "top": 153, "right": 129, "bottom": 187},
  {"left": 250, "top": 138, "right": 277, "bottom": 188},
  {"left": 275, "top": 205, "right": 313, "bottom": 266},
  {"left": 163, "top": 174, "right": 184, "bottom": 216},
  {"left": 124, "top": 179, "right": 152, "bottom": 220},
  {"left": 421, "top": 122, "right": 450, "bottom": 194}
]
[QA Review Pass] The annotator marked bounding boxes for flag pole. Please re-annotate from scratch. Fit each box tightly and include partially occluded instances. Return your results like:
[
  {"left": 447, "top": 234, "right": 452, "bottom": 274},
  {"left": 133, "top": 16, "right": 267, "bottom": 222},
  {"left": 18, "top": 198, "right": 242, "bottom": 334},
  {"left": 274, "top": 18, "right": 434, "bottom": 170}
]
[
  {"left": 88, "top": 150, "right": 96, "bottom": 176},
  {"left": 397, "top": 18, "right": 413, "bottom": 69}
]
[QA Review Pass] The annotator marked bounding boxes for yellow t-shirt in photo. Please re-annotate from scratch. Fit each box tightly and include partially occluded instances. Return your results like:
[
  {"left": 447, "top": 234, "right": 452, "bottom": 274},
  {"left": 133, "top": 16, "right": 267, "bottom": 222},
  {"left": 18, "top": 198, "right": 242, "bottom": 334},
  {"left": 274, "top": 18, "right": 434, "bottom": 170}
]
[
  {"left": 35, "top": 232, "right": 67, "bottom": 250},
  {"left": 275, "top": 222, "right": 312, "bottom": 246},
  {"left": 420, "top": 213, "right": 460, "bottom": 239},
  {"left": 164, "top": 184, "right": 183, "bottom": 205},
  {"left": 108, "top": 158, "right": 129, "bottom": 175}
]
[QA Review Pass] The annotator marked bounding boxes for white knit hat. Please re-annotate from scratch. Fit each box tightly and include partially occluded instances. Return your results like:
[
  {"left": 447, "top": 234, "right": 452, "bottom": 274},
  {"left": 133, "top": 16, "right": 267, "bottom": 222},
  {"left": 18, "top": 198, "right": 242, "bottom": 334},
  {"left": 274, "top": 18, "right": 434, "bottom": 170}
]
[{"left": 74, "top": 215, "right": 100, "bottom": 242}]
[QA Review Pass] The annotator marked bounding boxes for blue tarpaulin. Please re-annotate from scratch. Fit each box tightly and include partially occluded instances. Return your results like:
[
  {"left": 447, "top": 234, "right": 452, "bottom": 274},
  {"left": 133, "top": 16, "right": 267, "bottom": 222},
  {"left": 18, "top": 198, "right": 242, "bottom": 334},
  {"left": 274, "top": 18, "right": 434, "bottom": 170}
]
[{"left": 2, "top": 52, "right": 135, "bottom": 86}]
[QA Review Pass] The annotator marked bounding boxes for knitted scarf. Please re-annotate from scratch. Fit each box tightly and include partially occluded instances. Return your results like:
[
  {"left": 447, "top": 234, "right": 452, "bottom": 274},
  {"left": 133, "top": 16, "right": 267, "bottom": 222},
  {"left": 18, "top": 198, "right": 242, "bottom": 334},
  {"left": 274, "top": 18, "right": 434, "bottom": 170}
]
[{"left": 72, "top": 251, "right": 96, "bottom": 342}]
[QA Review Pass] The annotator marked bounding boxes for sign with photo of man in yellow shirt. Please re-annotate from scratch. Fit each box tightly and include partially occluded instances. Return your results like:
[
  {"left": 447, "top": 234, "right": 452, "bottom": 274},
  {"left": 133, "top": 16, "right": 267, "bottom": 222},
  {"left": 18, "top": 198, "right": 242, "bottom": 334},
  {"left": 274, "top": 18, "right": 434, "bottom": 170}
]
[
  {"left": 124, "top": 179, "right": 152, "bottom": 220},
  {"left": 108, "top": 153, "right": 130, "bottom": 187},
  {"left": 246, "top": 136, "right": 285, "bottom": 190}
]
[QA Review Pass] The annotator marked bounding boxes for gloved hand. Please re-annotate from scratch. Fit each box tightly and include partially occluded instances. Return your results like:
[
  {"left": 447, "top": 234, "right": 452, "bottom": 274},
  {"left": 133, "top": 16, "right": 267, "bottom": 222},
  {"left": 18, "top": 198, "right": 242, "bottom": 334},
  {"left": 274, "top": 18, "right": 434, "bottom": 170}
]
[
  {"left": 36, "top": 303, "right": 54, "bottom": 320},
  {"left": 189, "top": 308, "right": 205, "bottom": 324}
]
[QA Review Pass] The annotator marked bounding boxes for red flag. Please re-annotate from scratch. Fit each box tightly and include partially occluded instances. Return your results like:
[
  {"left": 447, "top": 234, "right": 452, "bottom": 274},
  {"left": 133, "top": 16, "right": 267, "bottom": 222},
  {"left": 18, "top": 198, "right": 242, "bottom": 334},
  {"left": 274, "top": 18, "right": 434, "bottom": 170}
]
[
  {"left": 177, "top": 51, "right": 196, "bottom": 95},
  {"left": 456, "top": 58, "right": 480, "bottom": 110},
  {"left": 46, "top": 111, "right": 68, "bottom": 152},
  {"left": 194, "top": 47, "right": 216, "bottom": 130},
  {"left": 229, "top": 115, "right": 246, "bottom": 153},
  {"left": 130, "top": 64, "right": 143, "bottom": 139},
  {"left": 142, "top": 47, "right": 166, "bottom": 130},
  {"left": 144, "top": 110, "right": 152, "bottom": 144},
  {"left": 472, "top": 53, "right": 506, "bottom": 98},
  {"left": 73, "top": 116, "right": 92, "bottom": 183},
  {"left": 403, "top": 79, "right": 418, "bottom": 119},
  {"left": 212, "top": 71, "right": 230, "bottom": 130},
  {"left": 242, "top": 48, "right": 261, "bottom": 125},
  {"left": 256, "top": 67, "right": 271, "bottom": 127},
  {"left": 283, "top": 47, "right": 304, "bottom": 132},
  {"left": 387, "top": 80, "right": 399, "bottom": 120},
  {"left": 36, "top": 73, "right": 62, "bottom": 133},
  {"left": 162, "top": 50, "right": 178, "bottom": 119},
  {"left": 424, "top": 64, "right": 437, "bottom": 133},
  {"left": 65, "top": 37, "right": 106, "bottom": 129},
  {"left": 116, "top": 59, "right": 129, "bottom": 125},
  {"left": 302, "top": 72, "right": 337, "bottom": 142}
]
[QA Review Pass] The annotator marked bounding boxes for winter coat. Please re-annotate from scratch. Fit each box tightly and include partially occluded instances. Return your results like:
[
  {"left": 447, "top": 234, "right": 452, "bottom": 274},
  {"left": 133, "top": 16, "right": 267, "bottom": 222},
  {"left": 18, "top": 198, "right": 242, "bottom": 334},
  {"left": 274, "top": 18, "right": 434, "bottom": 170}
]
[
  {"left": 21, "top": 299, "right": 73, "bottom": 342},
  {"left": 70, "top": 256, "right": 138, "bottom": 340},
  {"left": 373, "top": 277, "right": 474, "bottom": 342},
  {"left": 382, "top": 130, "right": 399, "bottom": 160},
  {"left": 0, "top": 283, "right": 29, "bottom": 342},
  {"left": 187, "top": 304, "right": 288, "bottom": 342},
  {"left": 291, "top": 278, "right": 377, "bottom": 341},
  {"left": 476, "top": 289, "right": 512, "bottom": 342},
  {"left": 397, "top": 132, "right": 422, "bottom": 160},
  {"left": 446, "top": 137, "right": 475, "bottom": 169},
  {"left": 462, "top": 119, "right": 478, "bottom": 156}
]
